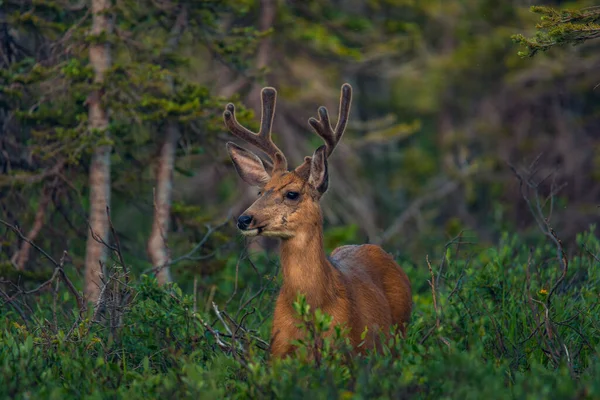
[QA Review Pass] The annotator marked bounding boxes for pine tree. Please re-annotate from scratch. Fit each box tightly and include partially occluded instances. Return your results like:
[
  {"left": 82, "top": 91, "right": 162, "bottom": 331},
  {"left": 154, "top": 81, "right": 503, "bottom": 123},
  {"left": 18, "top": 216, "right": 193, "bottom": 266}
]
[
  {"left": 0, "top": 0, "right": 259, "bottom": 290},
  {"left": 513, "top": 5, "right": 600, "bottom": 57},
  {"left": 105, "top": 0, "right": 261, "bottom": 284}
]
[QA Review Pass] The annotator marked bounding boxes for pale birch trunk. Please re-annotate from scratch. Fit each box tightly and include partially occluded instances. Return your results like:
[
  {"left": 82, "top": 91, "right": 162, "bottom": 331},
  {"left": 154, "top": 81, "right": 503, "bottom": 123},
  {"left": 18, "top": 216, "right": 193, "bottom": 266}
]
[
  {"left": 146, "top": 7, "right": 187, "bottom": 284},
  {"left": 84, "top": 0, "right": 113, "bottom": 303},
  {"left": 147, "top": 123, "right": 179, "bottom": 284}
]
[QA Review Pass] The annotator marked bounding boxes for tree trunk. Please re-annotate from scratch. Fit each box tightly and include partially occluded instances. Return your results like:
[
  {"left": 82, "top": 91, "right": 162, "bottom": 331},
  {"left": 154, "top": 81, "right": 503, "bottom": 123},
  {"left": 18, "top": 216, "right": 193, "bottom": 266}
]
[
  {"left": 12, "top": 189, "right": 50, "bottom": 270},
  {"left": 84, "top": 0, "right": 113, "bottom": 304},
  {"left": 146, "top": 6, "right": 187, "bottom": 284},
  {"left": 148, "top": 122, "right": 179, "bottom": 284},
  {"left": 245, "top": 0, "right": 277, "bottom": 253}
]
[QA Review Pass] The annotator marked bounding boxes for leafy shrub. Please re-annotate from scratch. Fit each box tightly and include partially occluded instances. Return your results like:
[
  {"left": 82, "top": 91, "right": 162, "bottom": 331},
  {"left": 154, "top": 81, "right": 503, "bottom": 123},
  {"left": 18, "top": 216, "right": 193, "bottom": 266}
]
[{"left": 1, "top": 227, "right": 599, "bottom": 399}]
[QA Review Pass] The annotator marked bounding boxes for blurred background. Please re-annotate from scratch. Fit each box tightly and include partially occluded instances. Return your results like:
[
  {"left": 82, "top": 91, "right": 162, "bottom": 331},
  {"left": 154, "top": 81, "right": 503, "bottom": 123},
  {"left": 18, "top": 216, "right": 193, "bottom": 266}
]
[{"left": 1, "top": 0, "right": 599, "bottom": 294}]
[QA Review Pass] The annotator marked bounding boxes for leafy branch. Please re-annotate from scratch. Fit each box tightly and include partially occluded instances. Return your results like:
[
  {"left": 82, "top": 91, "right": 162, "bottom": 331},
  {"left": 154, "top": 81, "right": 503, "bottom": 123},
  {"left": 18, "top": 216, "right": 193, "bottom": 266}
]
[{"left": 513, "top": 5, "right": 600, "bottom": 57}]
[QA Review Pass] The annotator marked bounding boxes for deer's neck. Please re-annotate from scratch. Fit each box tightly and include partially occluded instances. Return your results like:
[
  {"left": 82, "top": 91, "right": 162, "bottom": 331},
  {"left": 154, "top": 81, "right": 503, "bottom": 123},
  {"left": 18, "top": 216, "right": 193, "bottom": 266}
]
[{"left": 279, "top": 217, "right": 337, "bottom": 308}]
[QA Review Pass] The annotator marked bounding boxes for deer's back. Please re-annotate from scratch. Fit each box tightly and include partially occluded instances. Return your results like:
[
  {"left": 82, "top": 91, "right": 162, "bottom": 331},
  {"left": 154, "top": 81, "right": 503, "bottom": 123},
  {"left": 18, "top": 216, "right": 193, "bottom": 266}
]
[
  {"left": 271, "top": 244, "right": 412, "bottom": 357},
  {"left": 330, "top": 244, "right": 413, "bottom": 333}
]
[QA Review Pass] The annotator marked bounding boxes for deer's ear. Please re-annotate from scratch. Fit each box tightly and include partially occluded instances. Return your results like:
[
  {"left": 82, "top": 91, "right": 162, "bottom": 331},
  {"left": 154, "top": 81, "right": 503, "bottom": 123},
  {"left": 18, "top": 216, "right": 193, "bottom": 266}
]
[
  {"left": 308, "top": 145, "right": 328, "bottom": 194},
  {"left": 226, "top": 142, "right": 270, "bottom": 187}
]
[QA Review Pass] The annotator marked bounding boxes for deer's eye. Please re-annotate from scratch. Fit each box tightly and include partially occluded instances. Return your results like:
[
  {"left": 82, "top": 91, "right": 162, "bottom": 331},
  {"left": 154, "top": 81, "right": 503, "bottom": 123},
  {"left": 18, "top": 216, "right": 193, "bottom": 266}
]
[
  {"left": 257, "top": 191, "right": 262, "bottom": 196},
  {"left": 285, "top": 191, "right": 299, "bottom": 200}
]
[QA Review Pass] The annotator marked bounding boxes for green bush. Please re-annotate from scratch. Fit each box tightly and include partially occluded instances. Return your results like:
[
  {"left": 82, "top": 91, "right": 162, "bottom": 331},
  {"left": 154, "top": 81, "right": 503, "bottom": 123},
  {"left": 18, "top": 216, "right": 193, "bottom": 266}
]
[{"left": 1, "top": 227, "right": 599, "bottom": 399}]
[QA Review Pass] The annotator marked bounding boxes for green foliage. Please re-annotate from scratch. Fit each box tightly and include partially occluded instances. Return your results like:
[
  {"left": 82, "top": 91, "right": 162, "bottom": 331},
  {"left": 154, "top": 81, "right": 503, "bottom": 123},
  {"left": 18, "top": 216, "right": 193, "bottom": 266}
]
[
  {"left": 513, "top": 5, "right": 600, "bottom": 57},
  {"left": 323, "top": 224, "right": 360, "bottom": 252},
  {"left": 0, "top": 0, "right": 260, "bottom": 269},
  {"left": 2, "top": 1, "right": 600, "bottom": 396},
  {"left": 2, "top": 227, "right": 599, "bottom": 398}
]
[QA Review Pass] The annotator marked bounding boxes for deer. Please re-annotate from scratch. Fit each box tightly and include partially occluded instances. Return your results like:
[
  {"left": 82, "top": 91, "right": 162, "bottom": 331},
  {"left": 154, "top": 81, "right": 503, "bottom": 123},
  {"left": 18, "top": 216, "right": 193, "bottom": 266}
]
[{"left": 223, "top": 83, "right": 412, "bottom": 358}]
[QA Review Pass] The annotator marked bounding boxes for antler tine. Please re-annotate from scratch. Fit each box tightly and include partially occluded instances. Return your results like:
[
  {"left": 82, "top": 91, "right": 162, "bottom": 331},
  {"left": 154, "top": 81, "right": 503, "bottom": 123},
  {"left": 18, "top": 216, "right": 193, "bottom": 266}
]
[
  {"left": 223, "top": 87, "right": 288, "bottom": 172},
  {"left": 259, "top": 88, "right": 276, "bottom": 142},
  {"left": 307, "top": 83, "right": 352, "bottom": 157},
  {"left": 295, "top": 83, "right": 352, "bottom": 178}
]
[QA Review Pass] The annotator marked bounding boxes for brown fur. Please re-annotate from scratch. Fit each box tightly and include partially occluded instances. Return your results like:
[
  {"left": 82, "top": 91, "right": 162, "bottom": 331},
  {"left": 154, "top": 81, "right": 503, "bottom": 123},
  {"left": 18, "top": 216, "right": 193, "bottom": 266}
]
[
  {"left": 225, "top": 83, "right": 412, "bottom": 358},
  {"left": 238, "top": 171, "right": 413, "bottom": 358}
]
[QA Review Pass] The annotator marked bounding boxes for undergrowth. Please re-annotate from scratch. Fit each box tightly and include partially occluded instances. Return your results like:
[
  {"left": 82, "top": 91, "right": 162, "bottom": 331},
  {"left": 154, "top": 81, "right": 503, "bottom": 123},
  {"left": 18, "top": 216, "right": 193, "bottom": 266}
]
[{"left": 1, "top": 227, "right": 599, "bottom": 399}]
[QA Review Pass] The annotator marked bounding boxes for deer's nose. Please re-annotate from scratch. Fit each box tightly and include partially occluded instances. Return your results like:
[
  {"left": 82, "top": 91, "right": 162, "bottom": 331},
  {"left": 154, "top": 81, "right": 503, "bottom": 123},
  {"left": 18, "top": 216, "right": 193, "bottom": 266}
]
[{"left": 237, "top": 215, "right": 253, "bottom": 230}]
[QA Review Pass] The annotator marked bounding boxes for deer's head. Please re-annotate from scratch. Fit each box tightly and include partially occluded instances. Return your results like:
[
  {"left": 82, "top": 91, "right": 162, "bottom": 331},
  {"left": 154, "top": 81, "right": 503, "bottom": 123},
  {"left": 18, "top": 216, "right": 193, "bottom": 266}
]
[{"left": 224, "top": 84, "right": 352, "bottom": 239}]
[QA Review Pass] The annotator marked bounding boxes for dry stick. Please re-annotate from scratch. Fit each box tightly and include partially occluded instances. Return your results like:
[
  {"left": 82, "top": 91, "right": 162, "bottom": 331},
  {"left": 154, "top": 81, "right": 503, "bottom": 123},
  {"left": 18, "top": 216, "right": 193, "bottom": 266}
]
[
  {"left": 554, "top": 319, "right": 599, "bottom": 359},
  {"left": 509, "top": 162, "right": 570, "bottom": 364},
  {"left": 531, "top": 298, "right": 562, "bottom": 368},
  {"left": 12, "top": 188, "right": 50, "bottom": 270},
  {"left": 141, "top": 214, "right": 232, "bottom": 279},
  {"left": 169, "top": 213, "right": 232, "bottom": 265},
  {"left": 212, "top": 302, "right": 234, "bottom": 336},
  {"left": 1, "top": 218, "right": 61, "bottom": 267},
  {"left": 234, "top": 309, "right": 256, "bottom": 335},
  {"left": 0, "top": 219, "right": 85, "bottom": 311},
  {"left": 583, "top": 244, "right": 600, "bottom": 264},
  {"left": 5, "top": 267, "right": 61, "bottom": 298},
  {"left": 88, "top": 222, "right": 118, "bottom": 252},
  {"left": 57, "top": 251, "right": 85, "bottom": 312},
  {"left": 519, "top": 322, "right": 544, "bottom": 345},
  {"left": 252, "top": 259, "right": 281, "bottom": 331},
  {"left": 193, "top": 275, "right": 198, "bottom": 314},
  {"left": 447, "top": 255, "right": 470, "bottom": 300},
  {"left": 0, "top": 288, "right": 28, "bottom": 323},
  {"left": 221, "top": 309, "right": 270, "bottom": 351},
  {"left": 509, "top": 163, "right": 568, "bottom": 306},
  {"left": 225, "top": 253, "right": 242, "bottom": 308},
  {"left": 52, "top": 278, "right": 59, "bottom": 333},
  {"left": 92, "top": 274, "right": 109, "bottom": 322},
  {"left": 426, "top": 255, "right": 441, "bottom": 329},
  {"left": 524, "top": 246, "right": 542, "bottom": 338},
  {"left": 235, "top": 255, "right": 268, "bottom": 320},
  {"left": 1, "top": 159, "right": 65, "bottom": 187},
  {"left": 218, "top": 305, "right": 260, "bottom": 357},
  {"left": 422, "top": 255, "right": 450, "bottom": 348},
  {"left": 186, "top": 297, "right": 233, "bottom": 352},
  {"left": 211, "top": 301, "right": 250, "bottom": 364},
  {"left": 436, "top": 230, "right": 474, "bottom": 290},
  {"left": 106, "top": 206, "right": 128, "bottom": 283},
  {"left": 545, "top": 225, "right": 569, "bottom": 307},
  {"left": 205, "top": 285, "right": 216, "bottom": 314},
  {"left": 140, "top": 212, "right": 232, "bottom": 275},
  {"left": 377, "top": 180, "right": 461, "bottom": 244}
]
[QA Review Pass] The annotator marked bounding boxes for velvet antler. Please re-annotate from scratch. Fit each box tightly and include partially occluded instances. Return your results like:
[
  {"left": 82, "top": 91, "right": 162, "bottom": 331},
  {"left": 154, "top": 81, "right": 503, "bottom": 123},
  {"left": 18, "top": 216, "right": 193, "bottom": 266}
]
[
  {"left": 224, "top": 87, "right": 288, "bottom": 173},
  {"left": 294, "top": 83, "right": 352, "bottom": 178}
]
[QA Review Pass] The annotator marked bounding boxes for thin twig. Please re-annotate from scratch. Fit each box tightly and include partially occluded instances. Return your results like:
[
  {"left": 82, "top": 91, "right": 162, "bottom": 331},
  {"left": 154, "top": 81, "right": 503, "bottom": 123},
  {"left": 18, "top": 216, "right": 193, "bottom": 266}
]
[
  {"left": 169, "top": 213, "right": 232, "bottom": 266},
  {"left": 225, "top": 254, "right": 242, "bottom": 308},
  {"left": 106, "top": 206, "right": 128, "bottom": 283},
  {"left": 0, "top": 218, "right": 60, "bottom": 267},
  {"left": 426, "top": 255, "right": 440, "bottom": 329},
  {"left": 0, "top": 289, "right": 28, "bottom": 323},
  {"left": 193, "top": 275, "right": 198, "bottom": 314},
  {"left": 212, "top": 302, "right": 234, "bottom": 336},
  {"left": 57, "top": 251, "right": 85, "bottom": 312}
]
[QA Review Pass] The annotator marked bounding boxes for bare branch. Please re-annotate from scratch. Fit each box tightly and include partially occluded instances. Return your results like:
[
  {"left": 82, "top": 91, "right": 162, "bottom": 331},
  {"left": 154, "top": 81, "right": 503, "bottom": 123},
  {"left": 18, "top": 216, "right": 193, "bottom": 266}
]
[
  {"left": 106, "top": 206, "right": 128, "bottom": 283},
  {"left": 169, "top": 213, "right": 231, "bottom": 266},
  {"left": 376, "top": 180, "right": 460, "bottom": 245},
  {"left": 0, "top": 288, "right": 29, "bottom": 323},
  {"left": 12, "top": 188, "right": 51, "bottom": 270},
  {"left": 0, "top": 218, "right": 60, "bottom": 268}
]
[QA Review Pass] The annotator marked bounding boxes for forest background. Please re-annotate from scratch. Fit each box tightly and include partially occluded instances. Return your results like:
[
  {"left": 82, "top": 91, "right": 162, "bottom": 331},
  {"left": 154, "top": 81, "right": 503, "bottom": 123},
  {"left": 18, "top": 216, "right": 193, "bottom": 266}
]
[{"left": 1, "top": 0, "right": 599, "bottom": 398}]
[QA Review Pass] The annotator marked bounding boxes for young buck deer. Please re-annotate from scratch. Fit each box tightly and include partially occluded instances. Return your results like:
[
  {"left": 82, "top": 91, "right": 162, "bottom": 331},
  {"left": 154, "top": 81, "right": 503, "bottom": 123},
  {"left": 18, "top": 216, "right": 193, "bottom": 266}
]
[{"left": 223, "top": 83, "right": 412, "bottom": 358}]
